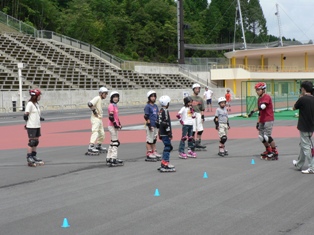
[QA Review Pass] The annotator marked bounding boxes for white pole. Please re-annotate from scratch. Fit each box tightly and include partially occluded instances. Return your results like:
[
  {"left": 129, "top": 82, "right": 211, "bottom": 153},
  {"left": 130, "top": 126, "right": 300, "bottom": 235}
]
[
  {"left": 275, "top": 4, "right": 283, "bottom": 47},
  {"left": 237, "top": 0, "right": 247, "bottom": 50},
  {"left": 17, "top": 63, "right": 24, "bottom": 111}
]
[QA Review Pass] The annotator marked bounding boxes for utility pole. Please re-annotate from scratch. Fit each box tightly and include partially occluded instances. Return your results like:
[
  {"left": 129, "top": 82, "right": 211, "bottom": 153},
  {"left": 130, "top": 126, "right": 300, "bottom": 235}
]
[{"left": 177, "top": 0, "right": 185, "bottom": 64}]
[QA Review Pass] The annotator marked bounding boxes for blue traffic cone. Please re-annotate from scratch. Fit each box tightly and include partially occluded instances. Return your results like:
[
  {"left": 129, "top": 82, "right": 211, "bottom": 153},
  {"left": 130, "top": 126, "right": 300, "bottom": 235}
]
[
  {"left": 154, "top": 188, "right": 160, "bottom": 197},
  {"left": 61, "top": 218, "right": 70, "bottom": 228},
  {"left": 251, "top": 159, "right": 255, "bottom": 165},
  {"left": 203, "top": 172, "right": 208, "bottom": 178}
]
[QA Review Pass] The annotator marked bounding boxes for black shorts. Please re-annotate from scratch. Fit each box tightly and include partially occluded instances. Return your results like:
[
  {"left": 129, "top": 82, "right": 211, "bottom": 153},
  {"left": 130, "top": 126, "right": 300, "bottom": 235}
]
[
  {"left": 206, "top": 99, "right": 212, "bottom": 105},
  {"left": 27, "top": 128, "right": 41, "bottom": 138}
]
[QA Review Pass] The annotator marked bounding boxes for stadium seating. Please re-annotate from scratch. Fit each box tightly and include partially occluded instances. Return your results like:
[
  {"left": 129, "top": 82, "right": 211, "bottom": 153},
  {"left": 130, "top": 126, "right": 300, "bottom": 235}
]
[{"left": 0, "top": 33, "right": 200, "bottom": 91}]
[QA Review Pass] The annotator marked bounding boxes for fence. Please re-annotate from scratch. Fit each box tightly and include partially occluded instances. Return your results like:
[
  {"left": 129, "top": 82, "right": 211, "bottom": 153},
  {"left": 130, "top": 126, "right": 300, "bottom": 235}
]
[
  {"left": 0, "top": 11, "right": 37, "bottom": 36},
  {"left": 240, "top": 80, "right": 314, "bottom": 116}
]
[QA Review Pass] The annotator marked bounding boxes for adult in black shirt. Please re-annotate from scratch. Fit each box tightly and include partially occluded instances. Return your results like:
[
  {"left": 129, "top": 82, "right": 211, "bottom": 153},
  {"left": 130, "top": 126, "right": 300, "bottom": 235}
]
[{"left": 292, "top": 81, "right": 314, "bottom": 174}]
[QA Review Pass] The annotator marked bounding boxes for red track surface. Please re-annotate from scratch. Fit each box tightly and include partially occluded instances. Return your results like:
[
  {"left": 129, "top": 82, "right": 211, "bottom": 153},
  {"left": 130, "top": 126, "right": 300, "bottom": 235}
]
[{"left": 0, "top": 107, "right": 299, "bottom": 150}]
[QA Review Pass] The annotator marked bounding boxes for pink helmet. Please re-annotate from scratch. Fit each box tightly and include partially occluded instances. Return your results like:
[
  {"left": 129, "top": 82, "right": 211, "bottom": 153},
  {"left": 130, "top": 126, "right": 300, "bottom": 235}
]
[
  {"left": 254, "top": 82, "right": 266, "bottom": 90},
  {"left": 29, "top": 89, "right": 42, "bottom": 97}
]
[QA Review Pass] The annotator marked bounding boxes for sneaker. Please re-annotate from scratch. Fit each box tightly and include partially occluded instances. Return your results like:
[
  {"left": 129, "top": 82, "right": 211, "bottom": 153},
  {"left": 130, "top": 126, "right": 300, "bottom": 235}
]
[
  {"left": 179, "top": 152, "right": 187, "bottom": 159},
  {"left": 187, "top": 150, "right": 197, "bottom": 158},
  {"left": 301, "top": 168, "right": 314, "bottom": 174},
  {"left": 292, "top": 160, "right": 298, "bottom": 167}
]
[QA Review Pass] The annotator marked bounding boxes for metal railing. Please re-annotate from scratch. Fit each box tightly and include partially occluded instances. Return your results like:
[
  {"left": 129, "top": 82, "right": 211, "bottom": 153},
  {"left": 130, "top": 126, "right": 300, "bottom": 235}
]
[
  {"left": 0, "top": 11, "right": 37, "bottom": 36},
  {"left": 37, "top": 30, "right": 123, "bottom": 68},
  {"left": 212, "top": 64, "right": 314, "bottom": 73}
]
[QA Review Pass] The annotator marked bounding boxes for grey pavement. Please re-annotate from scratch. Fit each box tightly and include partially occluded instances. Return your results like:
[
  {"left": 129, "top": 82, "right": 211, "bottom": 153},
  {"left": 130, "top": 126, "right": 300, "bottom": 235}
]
[{"left": 0, "top": 106, "right": 313, "bottom": 235}]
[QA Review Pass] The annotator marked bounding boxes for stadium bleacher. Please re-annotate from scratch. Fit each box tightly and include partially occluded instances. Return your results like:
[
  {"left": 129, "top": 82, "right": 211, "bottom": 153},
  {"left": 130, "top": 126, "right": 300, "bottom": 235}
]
[{"left": 0, "top": 33, "right": 202, "bottom": 91}]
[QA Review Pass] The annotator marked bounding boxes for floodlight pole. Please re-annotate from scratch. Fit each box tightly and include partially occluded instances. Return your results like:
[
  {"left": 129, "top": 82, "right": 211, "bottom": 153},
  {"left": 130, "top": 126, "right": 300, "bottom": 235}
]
[
  {"left": 237, "top": 0, "right": 247, "bottom": 50},
  {"left": 177, "top": 0, "right": 185, "bottom": 64},
  {"left": 17, "top": 63, "right": 24, "bottom": 111},
  {"left": 275, "top": 4, "right": 283, "bottom": 47}
]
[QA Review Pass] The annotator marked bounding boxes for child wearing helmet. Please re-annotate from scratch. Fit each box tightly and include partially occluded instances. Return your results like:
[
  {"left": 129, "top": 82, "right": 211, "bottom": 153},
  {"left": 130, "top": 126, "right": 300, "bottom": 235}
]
[
  {"left": 225, "top": 89, "right": 231, "bottom": 111},
  {"left": 106, "top": 91, "right": 124, "bottom": 166},
  {"left": 214, "top": 97, "right": 230, "bottom": 157},
  {"left": 24, "top": 89, "right": 45, "bottom": 167},
  {"left": 158, "top": 95, "right": 175, "bottom": 172},
  {"left": 191, "top": 83, "right": 206, "bottom": 150},
  {"left": 144, "top": 90, "right": 161, "bottom": 161},
  {"left": 86, "top": 87, "right": 109, "bottom": 155},
  {"left": 176, "top": 96, "right": 197, "bottom": 159},
  {"left": 248, "top": 82, "right": 279, "bottom": 160}
]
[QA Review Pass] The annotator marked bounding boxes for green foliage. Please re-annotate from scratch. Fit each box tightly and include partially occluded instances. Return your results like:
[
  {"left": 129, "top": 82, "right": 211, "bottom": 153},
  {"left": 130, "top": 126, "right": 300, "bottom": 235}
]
[{"left": 0, "top": 0, "right": 289, "bottom": 62}]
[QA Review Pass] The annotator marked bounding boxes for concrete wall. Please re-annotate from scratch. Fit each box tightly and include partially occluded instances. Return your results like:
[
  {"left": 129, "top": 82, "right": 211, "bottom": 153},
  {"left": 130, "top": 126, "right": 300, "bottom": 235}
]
[
  {"left": 0, "top": 88, "right": 233, "bottom": 113},
  {"left": 134, "top": 66, "right": 179, "bottom": 74}
]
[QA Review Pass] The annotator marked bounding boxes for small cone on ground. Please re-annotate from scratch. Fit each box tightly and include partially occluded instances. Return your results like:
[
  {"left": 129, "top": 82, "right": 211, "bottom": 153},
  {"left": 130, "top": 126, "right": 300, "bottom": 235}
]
[
  {"left": 154, "top": 188, "right": 160, "bottom": 197},
  {"left": 61, "top": 218, "right": 70, "bottom": 228},
  {"left": 251, "top": 159, "right": 255, "bottom": 165},
  {"left": 203, "top": 172, "right": 208, "bottom": 178}
]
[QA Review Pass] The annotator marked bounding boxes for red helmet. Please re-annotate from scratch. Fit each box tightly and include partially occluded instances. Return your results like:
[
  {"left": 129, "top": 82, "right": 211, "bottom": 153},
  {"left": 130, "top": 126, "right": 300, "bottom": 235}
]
[
  {"left": 29, "top": 89, "right": 42, "bottom": 97},
  {"left": 254, "top": 82, "right": 266, "bottom": 90}
]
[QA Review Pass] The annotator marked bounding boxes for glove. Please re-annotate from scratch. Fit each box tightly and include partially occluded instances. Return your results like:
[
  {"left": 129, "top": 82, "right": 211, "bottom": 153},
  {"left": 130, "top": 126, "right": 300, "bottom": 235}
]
[
  {"left": 146, "top": 122, "right": 154, "bottom": 131},
  {"left": 201, "top": 114, "right": 205, "bottom": 122},
  {"left": 256, "top": 122, "right": 259, "bottom": 130},
  {"left": 113, "top": 121, "right": 121, "bottom": 129},
  {"left": 180, "top": 120, "right": 184, "bottom": 125},
  {"left": 40, "top": 117, "right": 45, "bottom": 121},
  {"left": 248, "top": 110, "right": 254, "bottom": 117},
  {"left": 92, "top": 109, "right": 98, "bottom": 116},
  {"left": 176, "top": 114, "right": 181, "bottom": 119},
  {"left": 215, "top": 124, "right": 219, "bottom": 130},
  {"left": 227, "top": 123, "right": 230, "bottom": 129},
  {"left": 168, "top": 133, "right": 173, "bottom": 139},
  {"left": 23, "top": 114, "right": 28, "bottom": 121}
]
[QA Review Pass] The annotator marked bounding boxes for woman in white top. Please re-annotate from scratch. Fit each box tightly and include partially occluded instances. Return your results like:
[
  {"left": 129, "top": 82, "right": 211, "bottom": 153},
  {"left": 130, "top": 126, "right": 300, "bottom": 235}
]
[{"left": 24, "top": 89, "right": 44, "bottom": 167}]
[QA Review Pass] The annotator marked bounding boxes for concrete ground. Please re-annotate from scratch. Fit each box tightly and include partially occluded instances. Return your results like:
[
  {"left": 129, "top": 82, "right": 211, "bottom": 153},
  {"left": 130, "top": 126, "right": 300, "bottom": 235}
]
[{"left": 0, "top": 101, "right": 313, "bottom": 235}]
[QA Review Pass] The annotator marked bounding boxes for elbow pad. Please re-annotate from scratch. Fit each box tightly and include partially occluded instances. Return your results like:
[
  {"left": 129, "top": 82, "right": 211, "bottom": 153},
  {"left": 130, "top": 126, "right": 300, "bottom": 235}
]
[
  {"left": 87, "top": 102, "right": 93, "bottom": 108},
  {"left": 109, "top": 113, "right": 114, "bottom": 122},
  {"left": 259, "top": 103, "right": 266, "bottom": 110},
  {"left": 144, "top": 114, "right": 149, "bottom": 121}
]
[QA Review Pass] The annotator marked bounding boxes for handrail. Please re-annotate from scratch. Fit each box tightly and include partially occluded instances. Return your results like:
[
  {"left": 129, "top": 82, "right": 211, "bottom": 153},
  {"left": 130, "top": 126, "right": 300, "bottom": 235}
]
[{"left": 37, "top": 30, "right": 123, "bottom": 68}]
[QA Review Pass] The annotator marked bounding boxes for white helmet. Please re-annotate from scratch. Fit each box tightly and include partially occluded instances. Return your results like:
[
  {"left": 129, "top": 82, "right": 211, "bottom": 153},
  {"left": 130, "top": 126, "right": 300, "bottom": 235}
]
[
  {"left": 218, "top": 97, "right": 226, "bottom": 104},
  {"left": 99, "top": 87, "right": 109, "bottom": 94},
  {"left": 147, "top": 90, "right": 156, "bottom": 98},
  {"left": 192, "top": 83, "right": 201, "bottom": 90},
  {"left": 159, "top": 95, "right": 171, "bottom": 107},
  {"left": 110, "top": 91, "right": 119, "bottom": 103}
]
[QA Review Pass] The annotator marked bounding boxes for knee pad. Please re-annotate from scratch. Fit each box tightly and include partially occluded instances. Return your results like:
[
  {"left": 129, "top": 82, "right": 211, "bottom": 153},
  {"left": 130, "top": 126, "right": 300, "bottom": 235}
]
[
  {"left": 28, "top": 139, "right": 39, "bottom": 147},
  {"left": 146, "top": 141, "right": 154, "bottom": 145},
  {"left": 192, "top": 131, "right": 195, "bottom": 137},
  {"left": 268, "top": 136, "right": 273, "bottom": 143},
  {"left": 197, "top": 131, "right": 203, "bottom": 136},
  {"left": 220, "top": 135, "right": 227, "bottom": 144},
  {"left": 111, "top": 140, "right": 120, "bottom": 147},
  {"left": 263, "top": 135, "right": 269, "bottom": 143},
  {"left": 164, "top": 143, "right": 173, "bottom": 152},
  {"left": 258, "top": 135, "right": 266, "bottom": 143},
  {"left": 188, "top": 136, "right": 194, "bottom": 142},
  {"left": 181, "top": 136, "right": 187, "bottom": 142}
]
